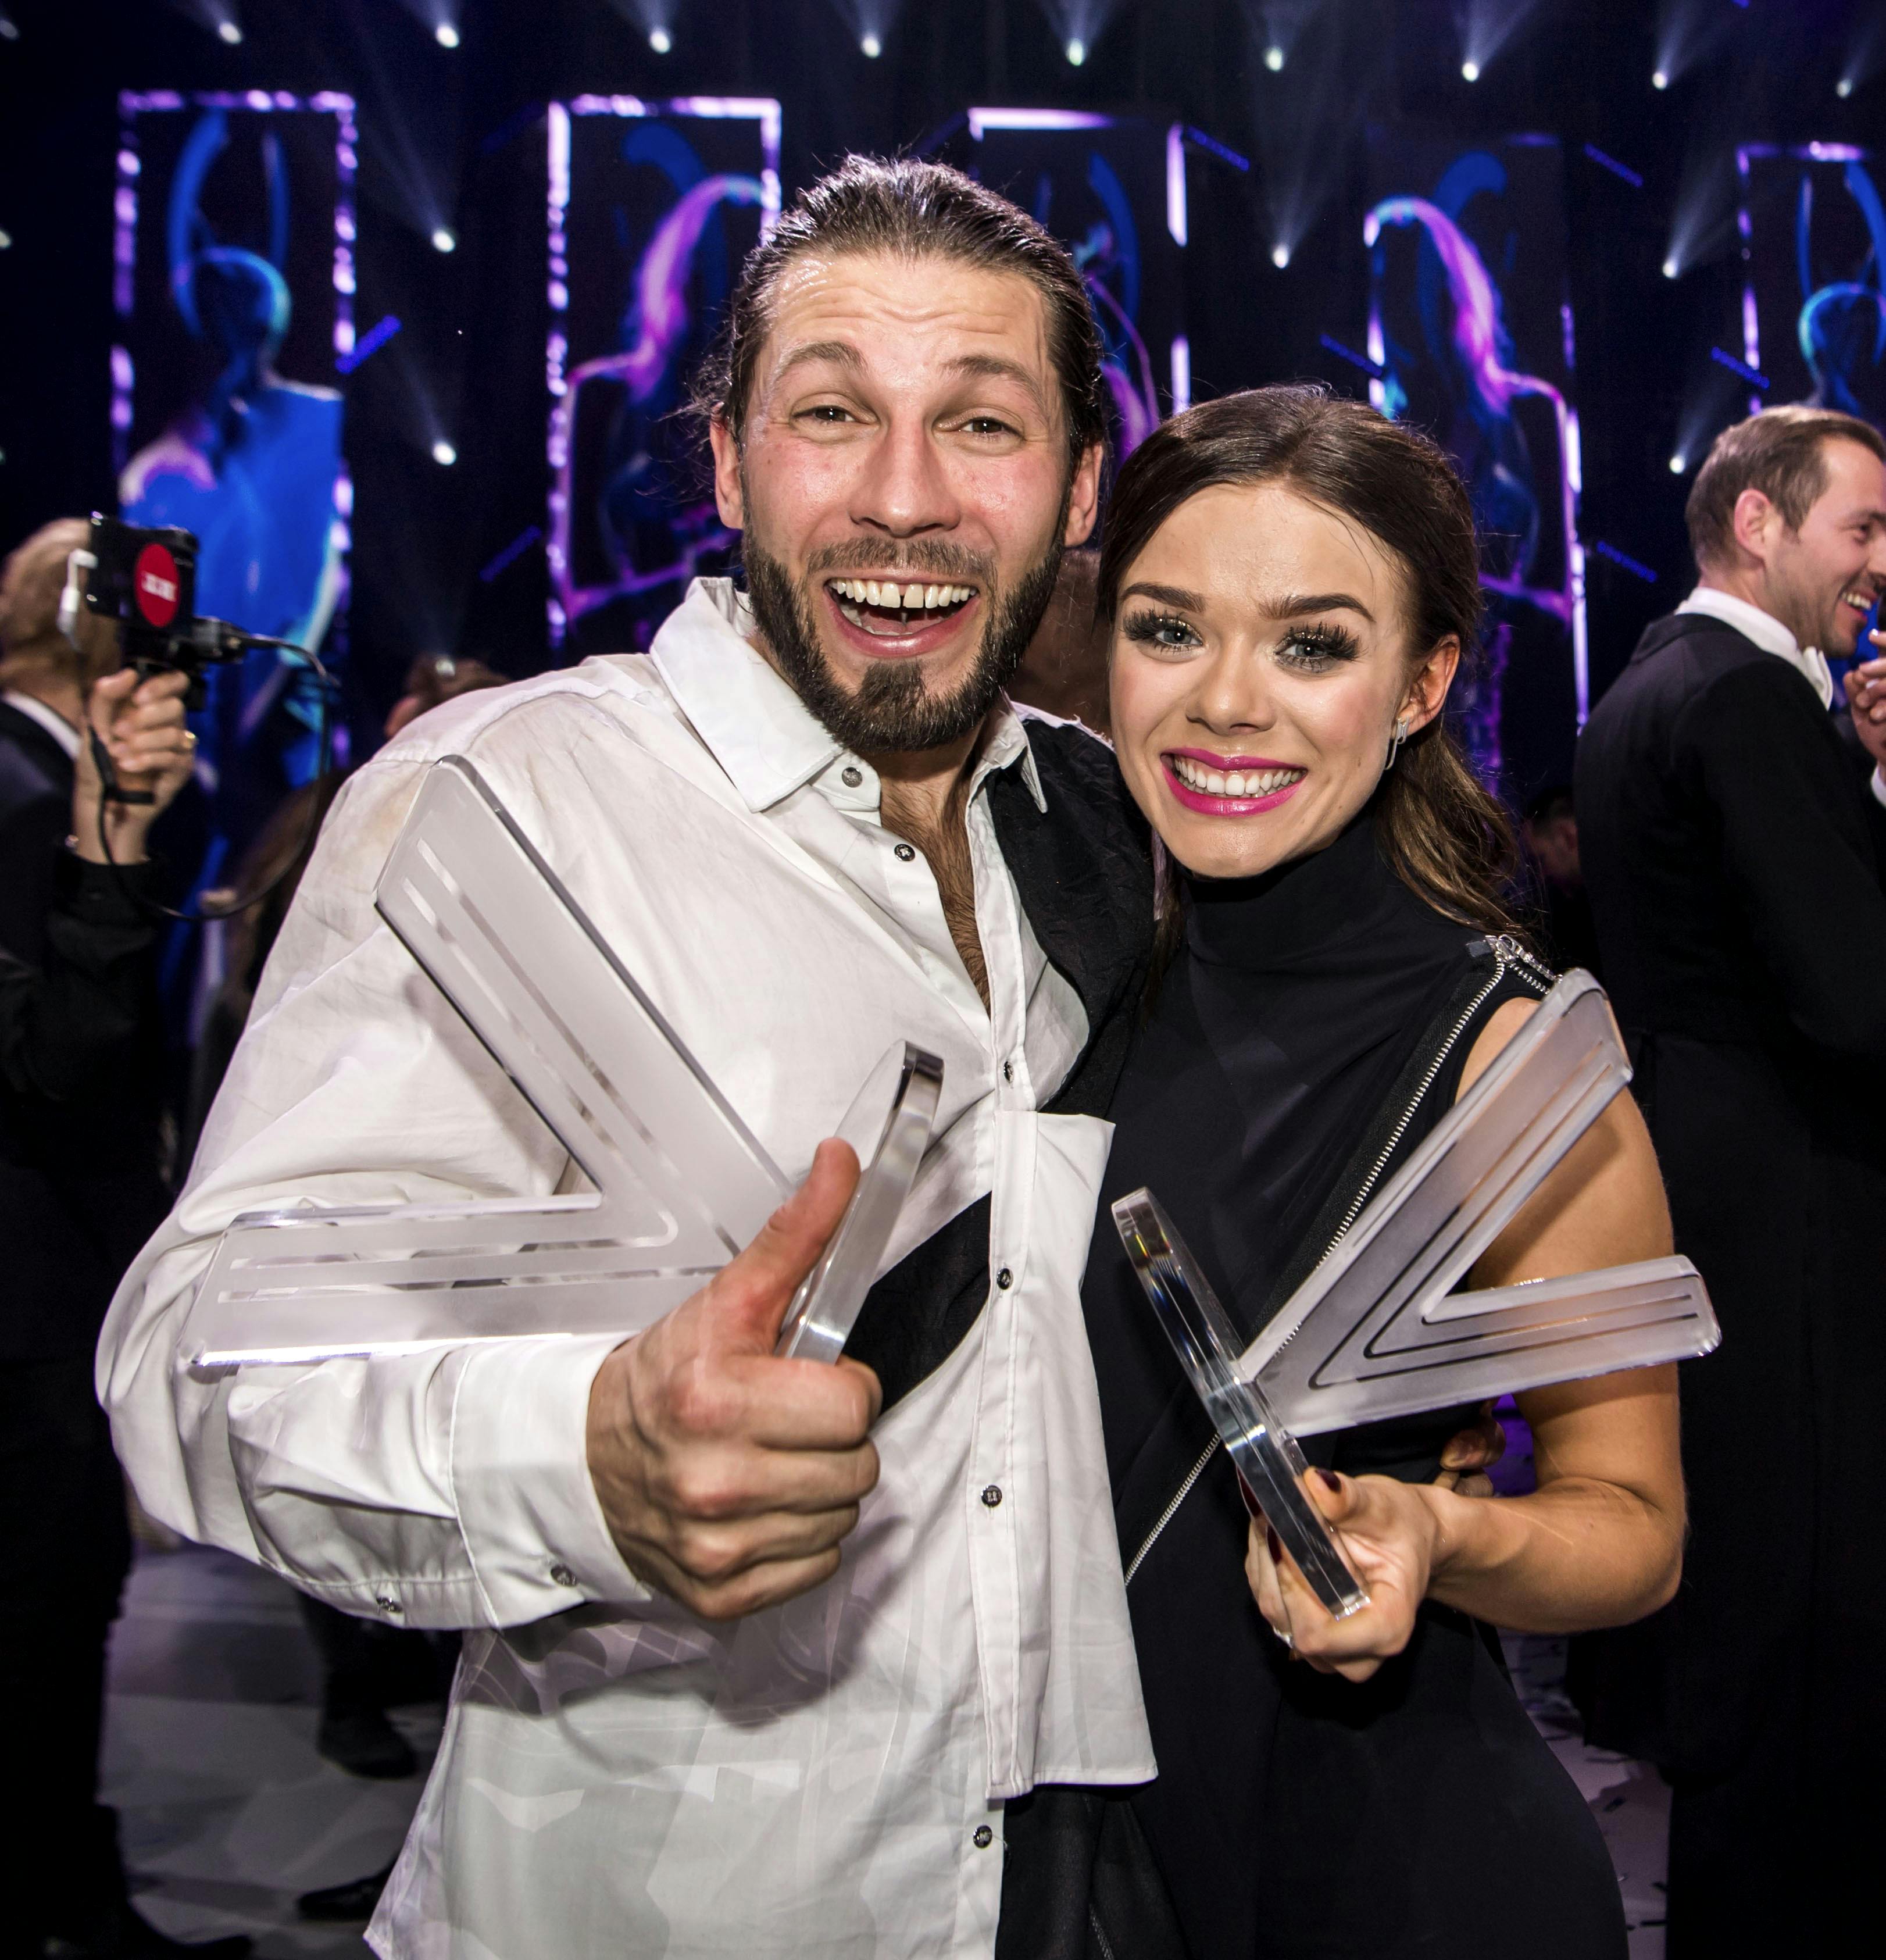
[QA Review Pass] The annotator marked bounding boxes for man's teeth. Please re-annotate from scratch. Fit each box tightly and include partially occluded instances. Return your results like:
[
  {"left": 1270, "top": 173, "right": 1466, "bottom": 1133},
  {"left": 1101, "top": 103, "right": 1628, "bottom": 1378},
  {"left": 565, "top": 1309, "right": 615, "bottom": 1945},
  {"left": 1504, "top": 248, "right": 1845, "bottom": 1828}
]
[
  {"left": 1843, "top": 587, "right": 1877, "bottom": 611},
  {"left": 1169, "top": 754, "right": 1306, "bottom": 798},
  {"left": 829, "top": 578, "right": 976, "bottom": 611}
]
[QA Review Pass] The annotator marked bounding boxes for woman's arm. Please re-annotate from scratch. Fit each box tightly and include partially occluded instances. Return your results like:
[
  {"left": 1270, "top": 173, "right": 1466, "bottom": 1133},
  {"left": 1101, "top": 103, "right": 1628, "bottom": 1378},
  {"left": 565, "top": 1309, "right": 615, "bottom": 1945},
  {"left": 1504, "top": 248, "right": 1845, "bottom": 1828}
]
[{"left": 1246, "top": 995, "right": 1686, "bottom": 1678}]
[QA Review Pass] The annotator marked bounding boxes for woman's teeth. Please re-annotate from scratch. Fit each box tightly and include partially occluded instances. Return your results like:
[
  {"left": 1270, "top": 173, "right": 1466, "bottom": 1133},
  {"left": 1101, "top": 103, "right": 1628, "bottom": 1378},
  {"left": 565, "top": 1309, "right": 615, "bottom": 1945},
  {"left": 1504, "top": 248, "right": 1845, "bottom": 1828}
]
[{"left": 1169, "top": 754, "right": 1306, "bottom": 798}]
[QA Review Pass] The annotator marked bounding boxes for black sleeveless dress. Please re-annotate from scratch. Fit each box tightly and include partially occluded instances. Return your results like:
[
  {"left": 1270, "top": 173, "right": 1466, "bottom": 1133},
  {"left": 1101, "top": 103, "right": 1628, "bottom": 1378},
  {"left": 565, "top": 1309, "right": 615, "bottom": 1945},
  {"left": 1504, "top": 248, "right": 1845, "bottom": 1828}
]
[{"left": 1081, "top": 812, "right": 1627, "bottom": 1959}]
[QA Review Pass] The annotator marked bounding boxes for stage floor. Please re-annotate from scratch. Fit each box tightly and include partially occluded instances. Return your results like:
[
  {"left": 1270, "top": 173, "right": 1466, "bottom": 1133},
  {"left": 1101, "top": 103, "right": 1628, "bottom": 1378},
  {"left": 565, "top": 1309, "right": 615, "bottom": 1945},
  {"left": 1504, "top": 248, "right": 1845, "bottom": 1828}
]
[{"left": 103, "top": 1541, "right": 1670, "bottom": 1955}]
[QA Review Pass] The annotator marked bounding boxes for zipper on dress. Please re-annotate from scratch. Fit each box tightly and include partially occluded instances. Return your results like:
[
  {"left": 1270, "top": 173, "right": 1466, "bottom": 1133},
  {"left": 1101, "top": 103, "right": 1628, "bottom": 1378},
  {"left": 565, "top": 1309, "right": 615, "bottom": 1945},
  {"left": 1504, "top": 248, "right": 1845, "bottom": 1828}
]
[
  {"left": 1122, "top": 938, "right": 1551, "bottom": 1584},
  {"left": 1124, "top": 1435, "right": 1219, "bottom": 1586}
]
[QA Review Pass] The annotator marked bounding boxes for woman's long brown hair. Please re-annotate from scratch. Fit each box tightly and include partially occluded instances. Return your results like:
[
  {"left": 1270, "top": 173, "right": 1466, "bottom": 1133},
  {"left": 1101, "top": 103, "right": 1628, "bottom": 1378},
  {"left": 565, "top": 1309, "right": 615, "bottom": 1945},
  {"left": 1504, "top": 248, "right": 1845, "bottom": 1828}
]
[{"left": 1097, "top": 385, "right": 1521, "bottom": 959}]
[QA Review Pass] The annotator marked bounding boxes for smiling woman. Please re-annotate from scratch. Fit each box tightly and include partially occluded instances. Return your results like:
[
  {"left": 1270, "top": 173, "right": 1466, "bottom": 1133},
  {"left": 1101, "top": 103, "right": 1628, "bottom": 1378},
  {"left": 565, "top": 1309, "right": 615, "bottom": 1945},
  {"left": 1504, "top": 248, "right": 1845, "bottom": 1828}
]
[{"left": 1080, "top": 386, "right": 1684, "bottom": 1960}]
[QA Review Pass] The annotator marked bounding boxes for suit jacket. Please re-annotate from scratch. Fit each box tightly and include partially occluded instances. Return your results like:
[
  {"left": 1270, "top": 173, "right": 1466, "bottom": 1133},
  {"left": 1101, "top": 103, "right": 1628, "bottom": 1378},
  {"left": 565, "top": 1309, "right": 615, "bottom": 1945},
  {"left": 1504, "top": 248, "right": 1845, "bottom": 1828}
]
[
  {"left": 0, "top": 701, "right": 170, "bottom": 1362},
  {"left": 1573, "top": 611, "right": 1886, "bottom": 1777}
]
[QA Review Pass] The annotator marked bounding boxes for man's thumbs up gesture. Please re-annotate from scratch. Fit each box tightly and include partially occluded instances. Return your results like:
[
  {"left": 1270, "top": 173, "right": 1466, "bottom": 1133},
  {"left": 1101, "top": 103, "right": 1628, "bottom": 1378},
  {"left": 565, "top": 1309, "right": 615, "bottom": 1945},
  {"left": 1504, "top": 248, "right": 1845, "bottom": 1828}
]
[{"left": 585, "top": 1140, "right": 885, "bottom": 1620}]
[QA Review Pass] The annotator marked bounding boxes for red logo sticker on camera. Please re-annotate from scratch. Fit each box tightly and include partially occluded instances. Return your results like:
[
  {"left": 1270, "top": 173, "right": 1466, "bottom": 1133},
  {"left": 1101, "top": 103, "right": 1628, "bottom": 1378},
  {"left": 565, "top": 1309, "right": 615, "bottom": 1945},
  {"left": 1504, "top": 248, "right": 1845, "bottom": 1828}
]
[{"left": 133, "top": 542, "right": 180, "bottom": 627}]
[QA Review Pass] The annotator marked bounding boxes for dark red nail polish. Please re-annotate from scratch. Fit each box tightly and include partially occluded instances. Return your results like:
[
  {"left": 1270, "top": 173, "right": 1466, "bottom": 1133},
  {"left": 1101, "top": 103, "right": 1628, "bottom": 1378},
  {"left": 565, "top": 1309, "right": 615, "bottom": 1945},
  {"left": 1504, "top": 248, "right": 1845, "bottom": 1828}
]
[
  {"left": 1266, "top": 1526, "right": 1282, "bottom": 1562},
  {"left": 1317, "top": 1468, "right": 1342, "bottom": 1493},
  {"left": 1235, "top": 1470, "right": 1262, "bottom": 1519}
]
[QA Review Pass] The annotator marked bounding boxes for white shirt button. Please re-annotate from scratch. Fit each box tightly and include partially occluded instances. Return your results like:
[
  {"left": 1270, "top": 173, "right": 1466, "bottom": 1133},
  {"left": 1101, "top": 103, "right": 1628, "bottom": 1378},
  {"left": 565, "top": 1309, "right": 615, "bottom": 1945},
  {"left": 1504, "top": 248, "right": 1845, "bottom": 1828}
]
[
  {"left": 973, "top": 1824, "right": 994, "bottom": 1848},
  {"left": 893, "top": 842, "right": 916, "bottom": 862},
  {"left": 550, "top": 1562, "right": 577, "bottom": 1588},
  {"left": 374, "top": 1594, "right": 402, "bottom": 1615},
  {"left": 981, "top": 1484, "right": 1003, "bottom": 1508},
  {"left": 841, "top": 765, "right": 862, "bottom": 787}
]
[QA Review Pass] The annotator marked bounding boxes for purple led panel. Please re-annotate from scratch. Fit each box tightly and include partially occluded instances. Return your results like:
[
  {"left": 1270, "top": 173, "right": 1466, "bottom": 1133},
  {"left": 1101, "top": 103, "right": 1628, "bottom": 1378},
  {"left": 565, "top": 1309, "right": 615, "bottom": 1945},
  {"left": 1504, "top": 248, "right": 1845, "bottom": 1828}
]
[{"left": 545, "top": 95, "right": 780, "bottom": 652}]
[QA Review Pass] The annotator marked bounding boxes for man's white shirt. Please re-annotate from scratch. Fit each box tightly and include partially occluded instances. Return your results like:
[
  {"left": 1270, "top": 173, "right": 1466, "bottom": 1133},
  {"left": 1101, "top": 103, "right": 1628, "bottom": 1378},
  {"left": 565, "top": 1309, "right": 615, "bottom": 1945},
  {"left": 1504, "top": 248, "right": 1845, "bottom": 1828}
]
[{"left": 97, "top": 579, "right": 1154, "bottom": 1958}]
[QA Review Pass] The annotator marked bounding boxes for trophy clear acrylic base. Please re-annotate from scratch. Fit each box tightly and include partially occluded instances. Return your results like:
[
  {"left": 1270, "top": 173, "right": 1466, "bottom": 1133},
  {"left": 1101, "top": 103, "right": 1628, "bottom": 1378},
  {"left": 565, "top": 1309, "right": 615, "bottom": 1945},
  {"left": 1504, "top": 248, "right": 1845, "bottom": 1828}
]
[
  {"left": 183, "top": 756, "right": 944, "bottom": 1370},
  {"left": 1114, "top": 968, "right": 1721, "bottom": 1620}
]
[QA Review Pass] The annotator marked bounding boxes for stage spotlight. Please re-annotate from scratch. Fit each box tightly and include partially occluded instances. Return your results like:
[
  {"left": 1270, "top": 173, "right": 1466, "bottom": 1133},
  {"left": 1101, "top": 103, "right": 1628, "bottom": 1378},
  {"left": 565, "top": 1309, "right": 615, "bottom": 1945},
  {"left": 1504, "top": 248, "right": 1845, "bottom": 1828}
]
[
  {"left": 218, "top": 19, "right": 242, "bottom": 42},
  {"left": 1663, "top": 256, "right": 1679, "bottom": 279},
  {"left": 861, "top": 31, "right": 881, "bottom": 55},
  {"left": 1460, "top": 58, "right": 1480, "bottom": 81},
  {"left": 0, "top": 13, "right": 20, "bottom": 37},
  {"left": 1669, "top": 454, "right": 1686, "bottom": 473},
  {"left": 435, "top": 22, "right": 459, "bottom": 48},
  {"left": 1652, "top": 69, "right": 1669, "bottom": 89},
  {"left": 1265, "top": 45, "right": 1284, "bottom": 71},
  {"left": 1066, "top": 38, "right": 1086, "bottom": 64},
  {"left": 1837, "top": 77, "right": 1853, "bottom": 97},
  {"left": 1271, "top": 243, "right": 1291, "bottom": 268},
  {"left": 431, "top": 227, "right": 456, "bottom": 253},
  {"left": 649, "top": 24, "right": 671, "bottom": 52},
  {"left": 432, "top": 440, "right": 458, "bottom": 466}
]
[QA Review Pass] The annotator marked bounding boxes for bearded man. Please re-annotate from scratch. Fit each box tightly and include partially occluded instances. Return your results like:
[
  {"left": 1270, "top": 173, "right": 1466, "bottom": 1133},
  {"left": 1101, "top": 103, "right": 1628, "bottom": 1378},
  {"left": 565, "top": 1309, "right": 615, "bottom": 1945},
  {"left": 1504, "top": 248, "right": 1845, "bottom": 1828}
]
[{"left": 101, "top": 158, "right": 1170, "bottom": 1958}]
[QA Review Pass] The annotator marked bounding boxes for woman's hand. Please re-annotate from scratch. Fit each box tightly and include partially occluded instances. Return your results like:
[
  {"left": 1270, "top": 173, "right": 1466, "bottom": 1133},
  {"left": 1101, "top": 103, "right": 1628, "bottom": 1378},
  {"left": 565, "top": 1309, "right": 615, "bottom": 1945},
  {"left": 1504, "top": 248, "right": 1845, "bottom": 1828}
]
[
  {"left": 1245, "top": 1469, "right": 1462, "bottom": 1683},
  {"left": 72, "top": 667, "right": 196, "bottom": 866}
]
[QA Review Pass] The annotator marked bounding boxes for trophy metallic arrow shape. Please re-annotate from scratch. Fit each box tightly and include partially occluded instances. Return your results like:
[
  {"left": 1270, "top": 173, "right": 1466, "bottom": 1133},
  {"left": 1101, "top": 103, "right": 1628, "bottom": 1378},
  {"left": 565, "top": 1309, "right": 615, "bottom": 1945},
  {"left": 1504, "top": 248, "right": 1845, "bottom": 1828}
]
[
  {"left": 184, "top": 756, "right": 943, "bottom": 1369},
  {"left": 1114, "top": 969, "right": 1720, "bottom": 1619}
]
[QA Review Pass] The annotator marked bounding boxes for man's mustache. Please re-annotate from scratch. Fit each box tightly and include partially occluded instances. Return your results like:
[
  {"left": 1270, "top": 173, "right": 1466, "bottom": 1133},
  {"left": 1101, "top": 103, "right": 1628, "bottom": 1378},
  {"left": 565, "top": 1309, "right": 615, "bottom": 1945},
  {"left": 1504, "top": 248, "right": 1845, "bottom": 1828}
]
[{"left": 802, "top": 540, "right": 997, "bottom": 587}]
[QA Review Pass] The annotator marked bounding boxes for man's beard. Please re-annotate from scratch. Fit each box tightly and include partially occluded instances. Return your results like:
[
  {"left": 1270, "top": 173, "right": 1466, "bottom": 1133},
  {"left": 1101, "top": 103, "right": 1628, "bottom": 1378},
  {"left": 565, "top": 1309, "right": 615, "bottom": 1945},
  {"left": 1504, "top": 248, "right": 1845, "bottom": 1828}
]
[{"left": 742, "top": 517, "right": 1067, "bottom": 756}]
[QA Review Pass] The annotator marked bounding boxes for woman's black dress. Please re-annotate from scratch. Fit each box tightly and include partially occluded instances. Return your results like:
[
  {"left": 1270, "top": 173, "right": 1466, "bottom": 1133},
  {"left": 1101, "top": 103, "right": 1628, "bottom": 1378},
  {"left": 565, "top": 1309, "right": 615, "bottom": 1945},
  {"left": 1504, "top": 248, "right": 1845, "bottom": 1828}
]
[{"left": 1082, "top": 812, "right": 1627, "bottom": 1959}]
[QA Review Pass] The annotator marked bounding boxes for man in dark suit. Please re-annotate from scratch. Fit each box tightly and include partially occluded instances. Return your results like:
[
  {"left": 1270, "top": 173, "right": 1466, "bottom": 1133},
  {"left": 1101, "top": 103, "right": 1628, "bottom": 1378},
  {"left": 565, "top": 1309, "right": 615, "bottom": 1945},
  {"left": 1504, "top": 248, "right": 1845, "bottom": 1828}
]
[
  {"left": 1574, "top": 406, "right": 1886, "bottom": 1956},
  {"left": 0, "top": 518, "right": 245, "bottom": 1958}
]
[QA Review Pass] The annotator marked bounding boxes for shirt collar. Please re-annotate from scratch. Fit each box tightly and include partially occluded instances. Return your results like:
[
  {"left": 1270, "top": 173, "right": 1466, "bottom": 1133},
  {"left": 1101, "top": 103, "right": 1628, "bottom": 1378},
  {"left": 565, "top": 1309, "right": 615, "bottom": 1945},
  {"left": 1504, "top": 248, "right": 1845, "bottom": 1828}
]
[
  {"left": 2, "top": 688, "right": 81, "bottom": 760},
  {"left": 650, "top": 577, "right": 1046, "bottom": 815},
  {"left": 1677, "top": 586, "right": 1834, "bottom": 709}
]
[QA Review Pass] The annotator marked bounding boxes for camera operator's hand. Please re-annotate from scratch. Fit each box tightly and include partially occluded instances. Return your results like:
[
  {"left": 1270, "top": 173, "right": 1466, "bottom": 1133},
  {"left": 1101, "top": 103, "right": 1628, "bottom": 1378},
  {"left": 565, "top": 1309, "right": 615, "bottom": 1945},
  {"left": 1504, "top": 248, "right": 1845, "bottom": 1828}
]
[
  {"left": 585, "top": 1139, "right": 883, "bottom": 1622},
  {"left": 72, "top": 668, "right": 196, "bottom": 866}
]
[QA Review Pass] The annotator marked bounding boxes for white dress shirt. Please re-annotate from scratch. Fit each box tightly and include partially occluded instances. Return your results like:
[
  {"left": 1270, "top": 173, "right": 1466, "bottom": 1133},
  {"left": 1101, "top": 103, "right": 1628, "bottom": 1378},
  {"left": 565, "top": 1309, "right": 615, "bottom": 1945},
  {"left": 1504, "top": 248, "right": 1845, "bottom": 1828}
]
[
  {"left": 98, "top": 579, "right": 1154, "bottom": 1958},
  {"left": 2, "top": 687, "right": 82, "bottom": 759}
]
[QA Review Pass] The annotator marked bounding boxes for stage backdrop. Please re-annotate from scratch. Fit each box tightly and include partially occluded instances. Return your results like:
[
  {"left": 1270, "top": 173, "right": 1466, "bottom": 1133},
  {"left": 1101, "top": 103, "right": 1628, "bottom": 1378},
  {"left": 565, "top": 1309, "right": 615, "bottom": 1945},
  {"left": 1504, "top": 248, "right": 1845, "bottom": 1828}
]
[
  {"left": 1738, "top": 141, "right": 1886, "bottom": 433},
  {"left": 111, "top": 89, "right": 355, "bottom": 956},
  {"left": 1360, "top": 130, "right": 1586, "bottom": 804},
  {"left": 937, "top": 109, "right": 1187, "bottom": 460},
  {"left": 546, "top": 94, "right": 778, "bottom": 658}
]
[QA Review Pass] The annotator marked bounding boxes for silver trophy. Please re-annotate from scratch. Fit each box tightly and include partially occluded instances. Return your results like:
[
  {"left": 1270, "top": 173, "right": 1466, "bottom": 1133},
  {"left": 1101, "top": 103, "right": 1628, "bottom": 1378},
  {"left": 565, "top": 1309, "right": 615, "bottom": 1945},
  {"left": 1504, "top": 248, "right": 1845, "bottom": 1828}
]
[
  {"left": 184, "top": 756, "right": 944, "bottom": 1369},
  {"left": 1113, "top": 972, "right": 1720, "bottom": 1618}
]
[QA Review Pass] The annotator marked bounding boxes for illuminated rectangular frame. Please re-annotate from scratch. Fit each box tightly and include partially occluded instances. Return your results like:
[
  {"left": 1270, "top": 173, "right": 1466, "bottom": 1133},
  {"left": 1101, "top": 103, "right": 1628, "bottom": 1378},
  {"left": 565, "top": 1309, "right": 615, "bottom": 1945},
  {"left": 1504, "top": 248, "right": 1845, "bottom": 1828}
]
[
  {"left": 544, "top": 92, "right": 782, "bottom": 648},
  {"left": 966, "top": 106, "right": 1197, "bottom": 416},
  {"left": 113, "top": 89, "right": 358, "bottom": 556},
  {"left": 1735, "top": 141, "right": 1872, "bottom": 419}
]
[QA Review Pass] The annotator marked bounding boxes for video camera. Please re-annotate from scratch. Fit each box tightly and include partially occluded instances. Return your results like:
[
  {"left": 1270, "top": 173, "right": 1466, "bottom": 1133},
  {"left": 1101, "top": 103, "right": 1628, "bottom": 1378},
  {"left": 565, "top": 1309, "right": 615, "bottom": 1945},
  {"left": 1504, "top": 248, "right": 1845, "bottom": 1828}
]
[{"left": 60, "top": 515, "right": 266, "bottom": 692}]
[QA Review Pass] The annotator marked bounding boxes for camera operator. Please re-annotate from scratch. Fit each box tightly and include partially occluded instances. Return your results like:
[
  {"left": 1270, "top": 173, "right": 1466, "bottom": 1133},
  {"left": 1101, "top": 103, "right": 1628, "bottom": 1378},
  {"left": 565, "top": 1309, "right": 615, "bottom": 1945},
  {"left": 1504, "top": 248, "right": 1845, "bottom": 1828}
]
[{"left": 0, "top": 518, "right": 245, "bottom": 1958}]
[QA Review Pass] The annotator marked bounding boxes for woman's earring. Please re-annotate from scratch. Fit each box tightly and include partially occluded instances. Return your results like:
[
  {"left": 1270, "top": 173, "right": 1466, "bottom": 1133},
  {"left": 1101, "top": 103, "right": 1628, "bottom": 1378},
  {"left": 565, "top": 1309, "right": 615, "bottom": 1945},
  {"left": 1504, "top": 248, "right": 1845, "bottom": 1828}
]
[{"left": 1383, "top": 716, "right": 1410, "bottom": 774}]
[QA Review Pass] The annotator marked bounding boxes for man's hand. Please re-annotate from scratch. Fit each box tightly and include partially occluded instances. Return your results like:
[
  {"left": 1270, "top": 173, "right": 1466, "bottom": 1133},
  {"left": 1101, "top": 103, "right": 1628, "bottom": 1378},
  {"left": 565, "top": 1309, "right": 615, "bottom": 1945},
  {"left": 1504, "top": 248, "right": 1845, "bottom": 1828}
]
[
  {"left": 1432, "top": 1400, "right": 1505, "bottom": 1498},
  {"left": 1845, "top": 632, "right": 1886, "bottom": 777},
  {"left": 585, "top": 1139, "right": 883, "bottom": 1621},
  {"left": 72, "top": 667, "right": 196, "bottom": 865}
]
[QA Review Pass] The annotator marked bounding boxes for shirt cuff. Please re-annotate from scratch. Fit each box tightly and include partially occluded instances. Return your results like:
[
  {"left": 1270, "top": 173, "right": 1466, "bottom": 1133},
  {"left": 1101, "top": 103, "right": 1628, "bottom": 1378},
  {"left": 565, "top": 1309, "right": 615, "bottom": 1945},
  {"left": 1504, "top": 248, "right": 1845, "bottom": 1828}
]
[
  {"left": 1871, "top": 766, "right": 1886, "bottom": 812},
  {"left": 449, "top": 1333, "right": 653, "bottom": 1626}
]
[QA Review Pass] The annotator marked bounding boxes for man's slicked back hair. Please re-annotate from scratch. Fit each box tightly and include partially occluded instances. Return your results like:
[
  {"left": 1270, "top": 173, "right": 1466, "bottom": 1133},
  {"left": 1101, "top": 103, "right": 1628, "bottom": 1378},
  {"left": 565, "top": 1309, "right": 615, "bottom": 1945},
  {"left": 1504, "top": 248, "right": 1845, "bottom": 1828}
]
[
  {"left": 690, "top": 155, "right": 1108, "bottom": 473},
  {"left": 1685, "top": 402, "right": 1886, "bottom": 569}
]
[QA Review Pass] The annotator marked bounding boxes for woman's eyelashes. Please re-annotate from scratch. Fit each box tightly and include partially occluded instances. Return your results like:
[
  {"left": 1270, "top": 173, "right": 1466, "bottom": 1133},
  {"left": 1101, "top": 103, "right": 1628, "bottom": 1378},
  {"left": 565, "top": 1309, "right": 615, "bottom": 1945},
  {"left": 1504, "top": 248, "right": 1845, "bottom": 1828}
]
[
  {"left": 1121, "top": 609, "right": 1203, "bottom": 652},
  {"left": 1274, "top": 622, "right": 1362, "bottom": 670},
  {"left": 1119, "top": 612, "right": 1365, "bottom": 668}
]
